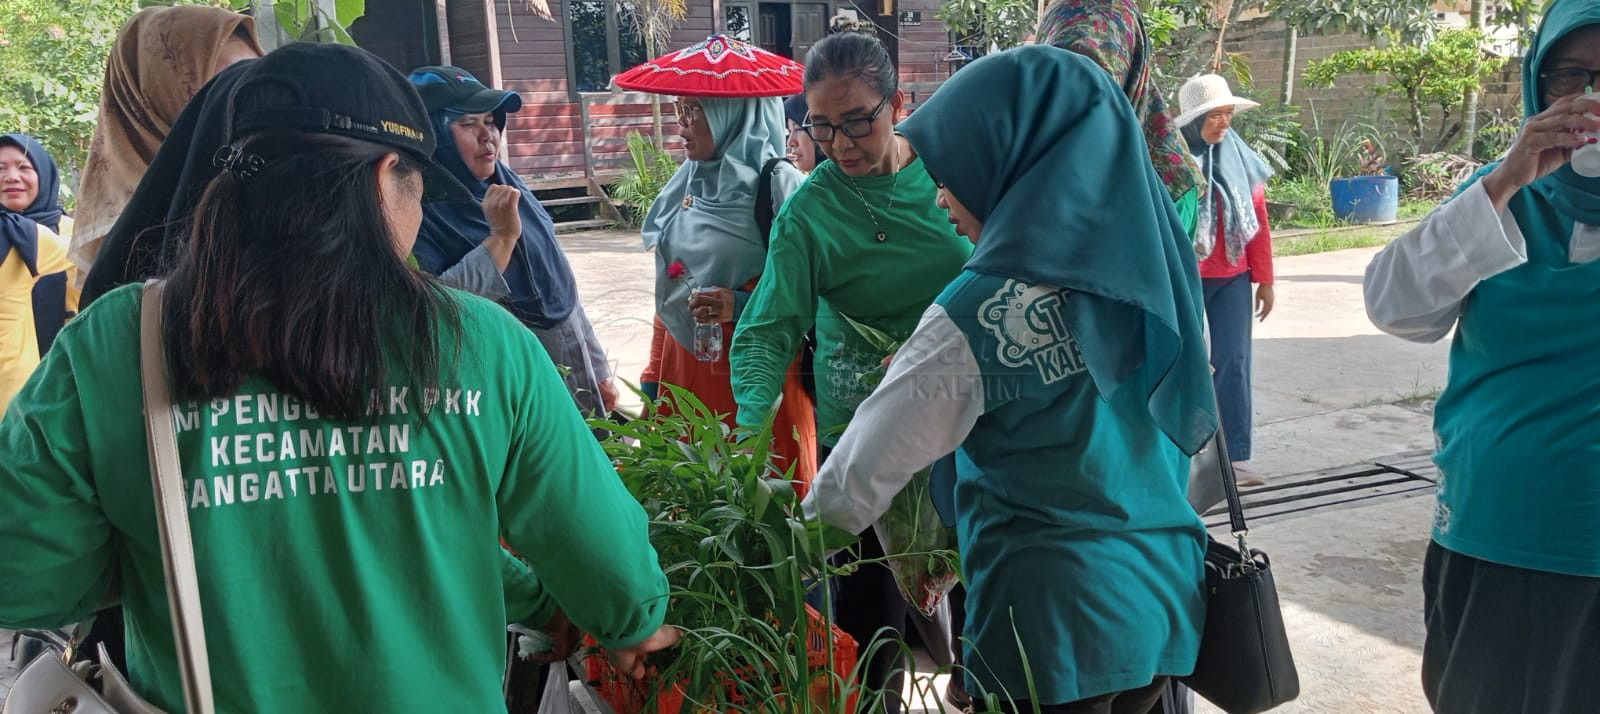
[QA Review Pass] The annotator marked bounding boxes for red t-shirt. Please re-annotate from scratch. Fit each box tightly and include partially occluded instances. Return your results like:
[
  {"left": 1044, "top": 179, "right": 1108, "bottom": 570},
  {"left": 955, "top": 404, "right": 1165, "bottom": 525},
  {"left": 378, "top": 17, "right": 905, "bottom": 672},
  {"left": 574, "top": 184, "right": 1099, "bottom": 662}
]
[{"left": 1199, "top": 185, "right": 1273, "bottom": 284}]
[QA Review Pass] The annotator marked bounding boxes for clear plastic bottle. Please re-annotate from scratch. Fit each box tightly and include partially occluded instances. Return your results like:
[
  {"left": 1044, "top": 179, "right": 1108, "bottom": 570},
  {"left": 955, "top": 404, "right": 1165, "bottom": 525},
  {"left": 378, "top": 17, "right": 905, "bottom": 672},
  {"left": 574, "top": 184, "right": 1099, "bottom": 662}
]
[
  {"left": 693, "top": 289, "right": 723, "bottom": 362},
  {"left": 1572, "top": 89, "right": 1600, "bottom": 178}
]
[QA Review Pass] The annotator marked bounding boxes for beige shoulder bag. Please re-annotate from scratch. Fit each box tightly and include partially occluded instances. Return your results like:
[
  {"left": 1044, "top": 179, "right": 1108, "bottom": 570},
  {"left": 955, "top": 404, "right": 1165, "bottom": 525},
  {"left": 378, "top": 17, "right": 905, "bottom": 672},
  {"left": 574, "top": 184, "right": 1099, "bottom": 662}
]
[{"left": 3, "top": 281, "right": 214, "bottom": 714}]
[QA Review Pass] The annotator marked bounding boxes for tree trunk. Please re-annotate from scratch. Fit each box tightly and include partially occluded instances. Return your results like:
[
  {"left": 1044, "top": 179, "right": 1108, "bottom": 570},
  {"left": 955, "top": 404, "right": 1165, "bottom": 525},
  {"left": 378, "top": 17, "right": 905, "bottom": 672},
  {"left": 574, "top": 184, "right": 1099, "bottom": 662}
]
[
  {"left": 652, "top": 97, "right": 665, "bottom": 150},
  {"left": 1410, "top": 88, "right": 1427, "bottom": 145},
  {"left": 645, "top": 28, "right": 665, "bottom": 149},
  {"left": 1463, "top": 0, "right": 1485, "bottom": 156},
  {"left": 1280, "top": 23, "right": 1297, "bottom": 104}
]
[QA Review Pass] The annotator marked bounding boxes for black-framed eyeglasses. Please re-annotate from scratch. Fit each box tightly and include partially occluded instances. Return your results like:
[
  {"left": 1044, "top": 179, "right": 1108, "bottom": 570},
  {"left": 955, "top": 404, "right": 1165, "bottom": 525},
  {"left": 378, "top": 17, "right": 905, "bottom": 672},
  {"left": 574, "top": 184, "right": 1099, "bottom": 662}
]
[
  {"left": 1539, "top": 67, "right": 1600, "bottom": 97},
  {"left": 801, "top": 95, "right": 890, "bottom": 143}
]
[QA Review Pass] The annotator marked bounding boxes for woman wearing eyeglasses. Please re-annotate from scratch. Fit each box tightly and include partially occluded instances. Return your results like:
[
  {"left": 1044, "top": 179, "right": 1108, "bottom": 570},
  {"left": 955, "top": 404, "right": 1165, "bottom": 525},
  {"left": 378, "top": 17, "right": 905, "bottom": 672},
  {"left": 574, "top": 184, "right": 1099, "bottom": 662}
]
[
  {"left": 637, "top": 79, "right": 819, "bottom": 491},
  {"left": 728, "top": 31, "right": 972, "bottom": 712},
  {"left": 1365, "top": 0, "right": 1600, "bottom": 710}
]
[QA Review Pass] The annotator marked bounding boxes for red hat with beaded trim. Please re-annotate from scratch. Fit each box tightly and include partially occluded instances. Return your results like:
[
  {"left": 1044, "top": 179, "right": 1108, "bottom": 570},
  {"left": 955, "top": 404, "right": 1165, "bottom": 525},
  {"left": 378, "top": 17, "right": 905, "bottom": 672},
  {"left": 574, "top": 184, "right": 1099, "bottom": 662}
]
[{"left": 612, "top": 35, "right": 804, "bottom": 98}]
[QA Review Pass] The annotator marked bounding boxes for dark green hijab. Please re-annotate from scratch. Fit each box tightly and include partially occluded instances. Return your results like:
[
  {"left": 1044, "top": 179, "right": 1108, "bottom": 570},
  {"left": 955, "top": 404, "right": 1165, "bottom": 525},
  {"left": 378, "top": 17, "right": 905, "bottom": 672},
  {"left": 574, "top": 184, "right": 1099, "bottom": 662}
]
[
  {"left": 898, "top": 45, "right": 1216, "bottom": 455},
  {"left": 1523, "top": 0, "right": 1600, "bottom": 225}
]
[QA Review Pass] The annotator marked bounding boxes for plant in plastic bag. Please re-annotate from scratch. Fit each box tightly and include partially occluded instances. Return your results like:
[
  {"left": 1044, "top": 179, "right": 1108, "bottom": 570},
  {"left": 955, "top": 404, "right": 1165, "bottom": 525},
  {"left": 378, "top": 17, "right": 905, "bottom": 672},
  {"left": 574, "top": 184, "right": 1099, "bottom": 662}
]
[
  {"left": 872, "top": 467, "right": 961, "bottom": 617},
  {"left": 837, "top": 313, "right": 962, "bottom": 617}
]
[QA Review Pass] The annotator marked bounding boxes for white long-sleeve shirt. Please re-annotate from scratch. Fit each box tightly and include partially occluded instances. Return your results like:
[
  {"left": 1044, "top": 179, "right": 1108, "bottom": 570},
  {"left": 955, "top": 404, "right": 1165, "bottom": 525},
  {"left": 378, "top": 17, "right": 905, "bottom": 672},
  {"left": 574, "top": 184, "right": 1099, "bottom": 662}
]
[{"left": 1363, "top": 181, "right": 1528, "bottom": 342}]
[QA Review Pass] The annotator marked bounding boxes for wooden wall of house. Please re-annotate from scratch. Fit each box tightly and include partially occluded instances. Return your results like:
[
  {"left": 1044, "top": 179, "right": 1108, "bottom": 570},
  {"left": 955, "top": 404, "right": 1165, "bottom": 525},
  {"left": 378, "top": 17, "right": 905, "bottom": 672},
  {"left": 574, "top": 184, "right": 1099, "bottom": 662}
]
[
  {"left": 891, "top": 0, "right": 952, "bottom": 114},
  {"left": 447, "top": 1, "right": 495, "bottom": 89},
  {"left": 493, "top": 0, "right": 712, "bottom": 181},
  {"left": 350, "top": 0, "right": 442, "bottom": 75}
]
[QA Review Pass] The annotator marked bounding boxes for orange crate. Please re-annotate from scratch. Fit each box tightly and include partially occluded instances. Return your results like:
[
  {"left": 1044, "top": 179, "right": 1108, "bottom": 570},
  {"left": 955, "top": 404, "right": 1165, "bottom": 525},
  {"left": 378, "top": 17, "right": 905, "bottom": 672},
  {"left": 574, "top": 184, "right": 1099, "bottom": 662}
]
[{"left": 583, "top": 604, "right": 858, "bottom": 713}]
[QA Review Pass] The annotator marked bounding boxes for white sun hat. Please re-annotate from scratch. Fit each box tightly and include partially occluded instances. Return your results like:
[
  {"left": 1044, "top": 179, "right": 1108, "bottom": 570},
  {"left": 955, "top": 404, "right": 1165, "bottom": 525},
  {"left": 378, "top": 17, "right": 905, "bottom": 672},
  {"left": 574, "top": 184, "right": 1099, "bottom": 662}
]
[{"left": 1174, "top": 73, "right": 1261, "bottom": 128}]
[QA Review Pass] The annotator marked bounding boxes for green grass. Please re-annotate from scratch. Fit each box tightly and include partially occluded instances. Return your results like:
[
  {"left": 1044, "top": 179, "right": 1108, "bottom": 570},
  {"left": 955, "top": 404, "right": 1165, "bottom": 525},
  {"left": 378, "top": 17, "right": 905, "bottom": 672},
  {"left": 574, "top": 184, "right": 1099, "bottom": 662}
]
[
  {"left": 1397, "top": 200, "right": 1434, "bottom": 220},
  {"left": 1274, "top": 229, "right": 1397, "bottom": 257}
]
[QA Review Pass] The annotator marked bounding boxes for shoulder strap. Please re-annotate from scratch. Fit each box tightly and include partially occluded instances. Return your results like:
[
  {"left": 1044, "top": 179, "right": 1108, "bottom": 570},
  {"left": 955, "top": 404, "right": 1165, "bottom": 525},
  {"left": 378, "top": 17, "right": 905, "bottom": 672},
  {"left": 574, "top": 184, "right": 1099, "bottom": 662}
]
[
  {"left": 755, "top": 157, "right": 792, "bottom": 246},
  {"left": 1209, "top": 418, "right": 1252, "bottom": 551},
  {"left": 140, "top": 280, "right": 215, "bottom": 714}
]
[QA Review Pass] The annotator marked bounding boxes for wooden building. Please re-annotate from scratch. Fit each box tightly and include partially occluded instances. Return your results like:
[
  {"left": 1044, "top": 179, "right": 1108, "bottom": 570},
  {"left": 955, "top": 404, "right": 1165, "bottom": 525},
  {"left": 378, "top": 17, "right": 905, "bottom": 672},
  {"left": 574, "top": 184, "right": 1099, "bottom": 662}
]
[{"left": 351, "top": 0, "right": 959, "bottom": 187}]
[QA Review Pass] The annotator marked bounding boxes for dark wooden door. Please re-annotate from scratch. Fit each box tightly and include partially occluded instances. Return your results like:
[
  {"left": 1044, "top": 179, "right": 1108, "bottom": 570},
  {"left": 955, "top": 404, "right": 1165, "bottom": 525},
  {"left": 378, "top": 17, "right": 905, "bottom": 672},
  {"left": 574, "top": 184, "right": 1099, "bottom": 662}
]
[{"left": 792, "top": 3, "right": 827, "bottom": 61}]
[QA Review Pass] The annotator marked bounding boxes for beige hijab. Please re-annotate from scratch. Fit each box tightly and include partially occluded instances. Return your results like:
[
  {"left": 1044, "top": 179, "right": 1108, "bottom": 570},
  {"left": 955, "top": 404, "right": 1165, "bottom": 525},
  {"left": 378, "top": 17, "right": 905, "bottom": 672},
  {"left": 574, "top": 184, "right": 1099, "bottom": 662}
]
[{"left": 69, "top": 6, "right": 261, "bottom": 282}]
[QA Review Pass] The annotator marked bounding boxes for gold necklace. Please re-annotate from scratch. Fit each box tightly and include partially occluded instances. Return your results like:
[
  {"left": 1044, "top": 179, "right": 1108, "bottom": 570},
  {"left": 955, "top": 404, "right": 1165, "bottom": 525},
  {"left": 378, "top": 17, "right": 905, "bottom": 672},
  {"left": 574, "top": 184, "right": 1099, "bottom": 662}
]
[{"left": 841, "top": 139, "right": 900, "bottom": 243}]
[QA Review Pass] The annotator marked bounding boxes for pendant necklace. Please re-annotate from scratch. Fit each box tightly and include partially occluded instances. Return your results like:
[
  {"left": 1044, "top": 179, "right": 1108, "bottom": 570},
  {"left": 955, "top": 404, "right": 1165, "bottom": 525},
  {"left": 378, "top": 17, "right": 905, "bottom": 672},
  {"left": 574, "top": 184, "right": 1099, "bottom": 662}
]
[{"left": 841, "top": 138, "right": 900, "bottom": 243}]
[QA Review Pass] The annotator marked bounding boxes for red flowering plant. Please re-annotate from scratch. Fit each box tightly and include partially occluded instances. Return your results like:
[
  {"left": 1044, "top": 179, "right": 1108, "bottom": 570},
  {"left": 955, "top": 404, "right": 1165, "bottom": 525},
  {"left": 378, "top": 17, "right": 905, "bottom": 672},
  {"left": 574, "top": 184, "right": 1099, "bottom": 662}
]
[{"left": 666, "top": 260, "right": 699, "bottom": 289}]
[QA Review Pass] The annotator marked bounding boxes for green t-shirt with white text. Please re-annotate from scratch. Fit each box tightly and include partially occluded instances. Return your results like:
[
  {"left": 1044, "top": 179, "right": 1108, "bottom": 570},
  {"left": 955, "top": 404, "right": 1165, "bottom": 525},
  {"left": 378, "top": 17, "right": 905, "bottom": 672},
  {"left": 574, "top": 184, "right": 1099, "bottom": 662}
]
[{"left": 0, "top": 283, "right": 667, "bottom": 713}]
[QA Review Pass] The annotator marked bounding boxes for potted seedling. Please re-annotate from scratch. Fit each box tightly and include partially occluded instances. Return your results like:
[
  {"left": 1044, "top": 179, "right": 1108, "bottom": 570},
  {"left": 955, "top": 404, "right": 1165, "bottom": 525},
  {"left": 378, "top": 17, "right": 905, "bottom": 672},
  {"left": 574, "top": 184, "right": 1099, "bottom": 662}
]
[{"left": 581, "top": 386, "right": 867, "bottom": 713}]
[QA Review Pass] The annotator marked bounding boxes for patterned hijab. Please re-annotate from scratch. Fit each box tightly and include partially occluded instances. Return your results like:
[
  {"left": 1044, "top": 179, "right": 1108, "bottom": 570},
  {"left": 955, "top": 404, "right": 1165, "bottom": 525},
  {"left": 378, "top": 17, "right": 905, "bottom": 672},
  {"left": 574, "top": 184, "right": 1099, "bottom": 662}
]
[
  {"left": 1183, "top": 121, "right": 1274, "bottom": 263},
  {"left": 70, "top": 5, "right": 261, "bottom": 285},
  {"left": 1037, "top": 0, "right": 1202, "bottom": 202}
]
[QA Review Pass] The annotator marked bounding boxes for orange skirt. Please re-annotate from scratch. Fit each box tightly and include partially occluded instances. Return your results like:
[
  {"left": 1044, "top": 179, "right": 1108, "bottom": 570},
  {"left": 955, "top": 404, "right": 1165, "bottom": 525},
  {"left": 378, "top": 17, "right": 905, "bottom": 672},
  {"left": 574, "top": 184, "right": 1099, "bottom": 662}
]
[{"left": 641, "top": 316, "right": 818, "bottom": 498}]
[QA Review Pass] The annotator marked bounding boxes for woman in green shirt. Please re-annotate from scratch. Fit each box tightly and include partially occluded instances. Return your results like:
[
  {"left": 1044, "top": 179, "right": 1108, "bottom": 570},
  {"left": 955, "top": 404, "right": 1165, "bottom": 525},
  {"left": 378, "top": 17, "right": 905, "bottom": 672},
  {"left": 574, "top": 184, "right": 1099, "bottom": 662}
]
[
  {"left": 0, "top": 44, "right": 675, "bottom": 712},
  {"left": 729, "top": 31, "right": 972, "bottom": 712}
]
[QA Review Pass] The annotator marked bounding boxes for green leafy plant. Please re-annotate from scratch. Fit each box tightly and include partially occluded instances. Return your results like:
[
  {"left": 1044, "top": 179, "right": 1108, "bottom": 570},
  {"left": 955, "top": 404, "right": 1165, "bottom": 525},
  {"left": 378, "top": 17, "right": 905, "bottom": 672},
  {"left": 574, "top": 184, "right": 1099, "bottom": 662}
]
[
  {"left": 0, "top": 0, "right": 130, "bottom": 192},
  {"left": 1471, "top": 106, "right": 1521, "bottom": 162},
  {"left": 1140, "top": 0, "right": 1184, "bottom": 51},
  {"left": 1265, "top": 0, "right": 1436, "bottom": 43},
  {"left": 1303, "top": 28, "right": 1506, "bottom": 152},
  {"left": 610, "top": 132, "right": 681, "bottom": 227},
  {"left": 1232, "top": 100, "right": 1302, "bottom": 173},
  {"left": 588, "top": 385, "right": 867, "bottom": 711},
  {"left": 1297, "top": 111, "right": 1382, "bottom": 187},
  {"left": 1266, "top": 176, "right": 1338, "bottom": 228},
  {"left": 1488, "top": 0, "right": 1543, "bottom": 53},
  {"left": 0, "top": 0, "right": 365, "bottom": 203},
  {"left": 136, "top": 0, "right": 365, "bottom": 45},
  {"left": 936, "top": 0, "right": 1036, "bottom": 52}
]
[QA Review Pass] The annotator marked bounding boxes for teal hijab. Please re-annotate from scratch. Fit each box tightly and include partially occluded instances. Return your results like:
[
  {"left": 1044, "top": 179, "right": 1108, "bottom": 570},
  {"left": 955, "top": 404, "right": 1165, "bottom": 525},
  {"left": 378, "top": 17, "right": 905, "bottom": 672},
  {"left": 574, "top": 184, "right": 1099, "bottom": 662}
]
[
  {"left": 899, "top": 45, "right": 1217, "bottom": 455},
  {"left": 643, "top": 96, "right": 788, "bottom": 348},
  {"left": 1523, "top": 0, "right": 1600, "bottom": 226}
]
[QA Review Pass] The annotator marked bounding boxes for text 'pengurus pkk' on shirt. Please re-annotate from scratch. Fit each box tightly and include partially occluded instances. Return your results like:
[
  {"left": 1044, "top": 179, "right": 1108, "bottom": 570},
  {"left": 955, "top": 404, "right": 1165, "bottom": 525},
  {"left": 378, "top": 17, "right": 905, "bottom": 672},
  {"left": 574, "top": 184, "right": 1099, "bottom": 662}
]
[{"left": 170, "top": 385, "right": 486, "bottom": 511}]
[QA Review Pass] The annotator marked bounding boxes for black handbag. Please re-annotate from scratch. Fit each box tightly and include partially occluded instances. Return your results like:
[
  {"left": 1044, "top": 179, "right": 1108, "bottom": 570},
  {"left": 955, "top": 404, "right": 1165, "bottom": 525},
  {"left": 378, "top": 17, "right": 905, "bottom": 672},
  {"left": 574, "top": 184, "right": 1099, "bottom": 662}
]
[{"left": 1179, "top": 425, "right": 1300, "bottom": 714}]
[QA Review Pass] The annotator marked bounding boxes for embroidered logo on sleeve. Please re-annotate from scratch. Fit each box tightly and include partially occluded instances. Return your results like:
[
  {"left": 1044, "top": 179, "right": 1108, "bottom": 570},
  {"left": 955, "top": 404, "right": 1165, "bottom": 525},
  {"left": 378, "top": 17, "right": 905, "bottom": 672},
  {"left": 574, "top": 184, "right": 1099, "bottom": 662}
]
[{"left": 978, "top": 279, "right": 1086, "bottom": 384}]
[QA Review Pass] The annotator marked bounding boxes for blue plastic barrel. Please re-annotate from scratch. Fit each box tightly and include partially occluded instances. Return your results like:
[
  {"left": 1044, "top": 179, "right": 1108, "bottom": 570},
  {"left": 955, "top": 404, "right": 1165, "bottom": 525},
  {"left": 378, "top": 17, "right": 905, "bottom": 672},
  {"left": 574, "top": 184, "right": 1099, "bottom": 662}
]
[{"left": 1329, "top": 176, "right": 1399, "bottom": 223}]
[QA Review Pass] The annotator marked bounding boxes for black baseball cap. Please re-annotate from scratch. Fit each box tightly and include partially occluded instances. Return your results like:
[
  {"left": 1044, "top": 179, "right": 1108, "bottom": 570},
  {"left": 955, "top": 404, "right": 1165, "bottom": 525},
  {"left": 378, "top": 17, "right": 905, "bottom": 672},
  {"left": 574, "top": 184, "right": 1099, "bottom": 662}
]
[
  {"left": 224, "top": 43, "right": 470, "bottom": 202},
  {"left": 407, "top": 66, "right": 524, "bottom": 115}
]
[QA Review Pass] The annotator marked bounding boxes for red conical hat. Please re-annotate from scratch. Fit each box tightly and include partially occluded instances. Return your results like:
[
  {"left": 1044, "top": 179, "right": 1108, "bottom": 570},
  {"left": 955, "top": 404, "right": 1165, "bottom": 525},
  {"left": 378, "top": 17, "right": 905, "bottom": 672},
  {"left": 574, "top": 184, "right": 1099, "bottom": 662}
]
[{"left": 612, "top": 35, "right": 804, "bottom": 98}]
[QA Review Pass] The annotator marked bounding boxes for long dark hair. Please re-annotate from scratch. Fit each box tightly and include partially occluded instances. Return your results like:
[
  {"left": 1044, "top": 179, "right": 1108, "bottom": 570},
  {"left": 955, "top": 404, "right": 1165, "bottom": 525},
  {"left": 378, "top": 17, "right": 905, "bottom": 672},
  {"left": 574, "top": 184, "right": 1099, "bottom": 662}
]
[{"left": 163, "top": 130, "right": 460, "bottom": 421}]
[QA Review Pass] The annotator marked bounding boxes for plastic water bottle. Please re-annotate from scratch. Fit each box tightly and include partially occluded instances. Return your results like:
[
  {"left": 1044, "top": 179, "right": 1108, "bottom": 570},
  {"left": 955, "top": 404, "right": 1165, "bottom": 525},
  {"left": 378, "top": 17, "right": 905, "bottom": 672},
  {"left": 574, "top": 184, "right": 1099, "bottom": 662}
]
[
  {"left": 693, "top": 289, "right": 723, "bottom": 362},
  {"left": 1572, "top": 89, "right": 1600, "bottom": 178}
]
